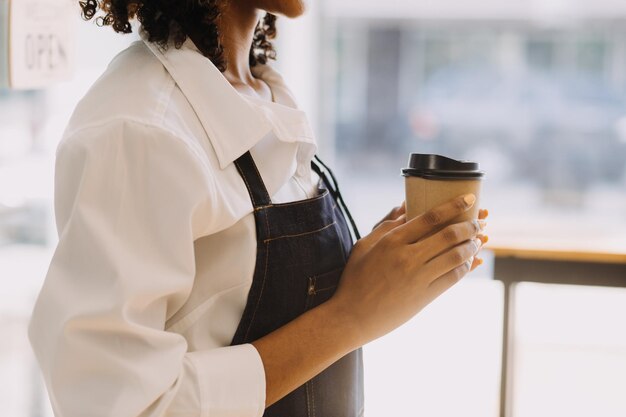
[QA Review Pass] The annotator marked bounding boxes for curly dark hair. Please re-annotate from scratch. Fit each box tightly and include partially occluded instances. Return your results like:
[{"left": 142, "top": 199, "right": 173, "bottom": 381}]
[{"left": 78, "top": 0, "right": 277, "bottom": 72}]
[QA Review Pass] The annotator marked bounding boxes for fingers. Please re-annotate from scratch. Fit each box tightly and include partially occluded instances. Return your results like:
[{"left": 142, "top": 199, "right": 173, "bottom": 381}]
[
  {"left": 372, "top": 203, "right": 406, "bottom": 235},
  {"left": 422, "top": 238, "right": 482, "bottom": 284},
  {"left": 415, "top": 219, "right": 485, "bottom": 262},
  {"left": 391, "top": 194, "right": 476, "bottom": 244},
  {"left": 470, "top": 256, "right": 483, "bottom": 271},
  {"left": 385, "top": 204, "right": 406, "bottom": 225},
  {"left": 424, "top": 240, "right": 486, "bottom": 300},
  {"left": 383, "top": 204, "right": 406, "bottom": 222},
  {"left": 426, "top": 259, "right": 472, "bottom": 299},
  {"left": 395, "top": 202, "right": 407, "bottom": 217},
  {"left": 470, "top": 234, "right": 488, "bottom": 271}
]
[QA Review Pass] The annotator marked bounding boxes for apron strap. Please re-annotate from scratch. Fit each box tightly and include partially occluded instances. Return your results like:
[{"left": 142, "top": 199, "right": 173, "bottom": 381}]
[
  {"left": 234, "top": 150, "right": 361, "bottom": 241},
  {"left": 311, "top": 156, "right": 362, "bottom": 241},
  {"left": 234, "top": 151, "right": 272, "bottom": 208}
]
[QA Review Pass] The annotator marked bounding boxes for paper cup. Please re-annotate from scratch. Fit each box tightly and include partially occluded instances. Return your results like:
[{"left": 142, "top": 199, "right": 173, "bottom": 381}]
[{"left": 402, "top": 154, "right": 485, "bottom": 226}]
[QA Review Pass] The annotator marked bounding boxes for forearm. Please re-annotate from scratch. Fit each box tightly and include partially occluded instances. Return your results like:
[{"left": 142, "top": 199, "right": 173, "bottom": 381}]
[{"left": 251, "top": 301, "right": 360, "bottom": 407}]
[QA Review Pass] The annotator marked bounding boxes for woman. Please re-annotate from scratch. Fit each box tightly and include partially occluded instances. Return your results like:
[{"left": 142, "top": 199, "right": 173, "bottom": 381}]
[{"left": 28, "top": 1, "right": 488, "bottom": 416}]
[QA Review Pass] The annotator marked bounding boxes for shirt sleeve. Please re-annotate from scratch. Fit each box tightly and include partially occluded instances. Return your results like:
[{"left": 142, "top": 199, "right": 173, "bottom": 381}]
[{"left": 27, "top": 119, "right": 266, "bottom": 417}]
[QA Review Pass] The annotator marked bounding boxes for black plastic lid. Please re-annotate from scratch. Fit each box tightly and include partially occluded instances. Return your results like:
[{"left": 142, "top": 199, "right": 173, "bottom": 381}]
[{"left": 402, "top": 154, "right": 485, "bottom": 180}]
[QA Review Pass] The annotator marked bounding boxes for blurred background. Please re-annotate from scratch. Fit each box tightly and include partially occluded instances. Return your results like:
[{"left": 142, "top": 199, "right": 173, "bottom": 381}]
[{"left": 2, "top": 0, "right": 626, "bottom": 416}]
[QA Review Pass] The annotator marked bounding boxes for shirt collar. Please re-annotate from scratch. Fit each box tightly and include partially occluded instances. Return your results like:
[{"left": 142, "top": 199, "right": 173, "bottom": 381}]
[{"left": 140, "top": 30, "right": 316, "bottom": 169}]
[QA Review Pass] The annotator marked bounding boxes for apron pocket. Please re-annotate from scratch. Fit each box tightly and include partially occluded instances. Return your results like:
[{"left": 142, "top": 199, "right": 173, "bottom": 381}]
[{"left": 305, "top": 266, "right": 344, "bottom": 310}]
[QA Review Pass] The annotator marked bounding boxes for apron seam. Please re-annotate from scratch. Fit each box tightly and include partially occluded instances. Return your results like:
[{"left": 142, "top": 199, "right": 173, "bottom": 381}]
[
  {"left": 263, "top": 221, "right": 337, "bottom": 243},
  {"left": 306, "top": 381, "right": 313, "bottom": 417},
  {"left": 311, "top": 378, "right": 317, "bottom": 417},
  {"left": 264, "top": 208, "right": 272, "bottom": 241},
  {"left": 262, "top": 190, "right": 328, "bottom": 208},
  {"left": 243, "top": 240, "right": 270, "bottom": 342}
]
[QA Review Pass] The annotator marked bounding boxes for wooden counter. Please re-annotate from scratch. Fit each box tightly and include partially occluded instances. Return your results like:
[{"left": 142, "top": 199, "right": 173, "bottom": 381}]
[
  {"left": 490, "top": 245, "right": 626, "bottom": 264},
  {"left": 487, "top": 237, "right": 626, "bottom": 287}
]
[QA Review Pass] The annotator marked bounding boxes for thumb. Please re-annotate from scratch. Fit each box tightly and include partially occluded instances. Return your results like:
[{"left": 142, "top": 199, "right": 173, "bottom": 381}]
[
  {"left": 372, "top": 213, "right": 406, "bottom": 236},
  {"left": 372, "top": 202, "right": 406, "bottom": 231}
]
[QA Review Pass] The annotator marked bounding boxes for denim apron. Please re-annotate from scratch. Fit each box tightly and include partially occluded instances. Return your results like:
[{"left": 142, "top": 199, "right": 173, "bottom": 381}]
[{"left": 230, "top": 151, "right": 364, "bottom": 417}]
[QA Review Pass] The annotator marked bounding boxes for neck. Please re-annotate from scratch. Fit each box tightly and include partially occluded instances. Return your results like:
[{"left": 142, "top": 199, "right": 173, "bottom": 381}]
[{"left": 219, "top": 2, "right": 262, "bottom": 85}]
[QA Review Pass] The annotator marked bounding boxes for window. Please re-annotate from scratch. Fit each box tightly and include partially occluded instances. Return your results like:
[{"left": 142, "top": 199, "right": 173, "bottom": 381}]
[
  {"left": 327, "top": 21, "right": 626, "bottom": 237},
  {"left": 513, "top": 283, "right": 626, "bottom": 417},
  {"left": 0, "top": 17, "right": 135, "bottom": 417},
  {"left": 319, "top": 9, "right": 626, "bottom": 417}
]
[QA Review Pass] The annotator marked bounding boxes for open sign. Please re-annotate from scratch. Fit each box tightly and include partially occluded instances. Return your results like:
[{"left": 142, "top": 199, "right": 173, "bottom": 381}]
[
  {"left": 24, "top": 33, "right": 68, "bottom": 71},
  {"left": 1, "top": 0, "right": 74, "bottom": 89}
]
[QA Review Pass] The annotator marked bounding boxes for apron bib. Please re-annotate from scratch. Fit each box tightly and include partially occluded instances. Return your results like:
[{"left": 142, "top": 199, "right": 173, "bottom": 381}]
[{"left": 230, "top": 151, "right": 364, "bottom": 417}]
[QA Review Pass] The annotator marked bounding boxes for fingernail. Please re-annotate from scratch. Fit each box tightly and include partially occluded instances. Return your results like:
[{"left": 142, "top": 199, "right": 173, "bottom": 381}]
[
  {"left": 477, "top": 258, "right": 484, "bottom": 266},
  {"left": 463, "top": 194, "right": 476, "bottom": 208}
]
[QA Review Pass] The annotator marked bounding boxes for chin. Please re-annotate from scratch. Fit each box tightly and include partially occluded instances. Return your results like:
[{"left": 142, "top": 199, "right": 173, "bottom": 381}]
[{"left": 262, "top": 0, "right": 307, "bottom": 18}]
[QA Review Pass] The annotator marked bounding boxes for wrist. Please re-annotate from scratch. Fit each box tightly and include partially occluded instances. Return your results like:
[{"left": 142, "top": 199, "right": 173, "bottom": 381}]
[{"left": 317, "top": 298, "right": 365, "bottom": 354}]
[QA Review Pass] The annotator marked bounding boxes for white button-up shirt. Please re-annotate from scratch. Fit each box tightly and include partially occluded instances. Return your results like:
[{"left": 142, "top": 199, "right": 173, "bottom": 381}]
[{"left": 28, "top": 31, "right": 321, "bottom": 417}]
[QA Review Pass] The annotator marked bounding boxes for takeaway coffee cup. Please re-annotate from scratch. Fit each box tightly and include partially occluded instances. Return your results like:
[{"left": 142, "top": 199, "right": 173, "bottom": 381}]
[{"left": 402, "top": 154, "right": 485, "bottom": 224}]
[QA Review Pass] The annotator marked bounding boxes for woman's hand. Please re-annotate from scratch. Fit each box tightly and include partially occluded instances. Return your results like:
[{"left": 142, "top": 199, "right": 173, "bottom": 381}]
[
  {"left": 328, "top": 194, "right": 488, "bottom": 347},
  {"left": 372, "top": 202, "right": 406, "bottom": 230},
  {"left": 251, "top": 196, "right": 488, "bottom": 408},
  {"left": 373, "top": 202, "right": 488, "bottom": 269}
]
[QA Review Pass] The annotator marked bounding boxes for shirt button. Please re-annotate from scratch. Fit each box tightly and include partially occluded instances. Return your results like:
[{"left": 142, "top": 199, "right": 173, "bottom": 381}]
[{"left": 296, "top": 164, "right": 308, "bottom": 178}]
